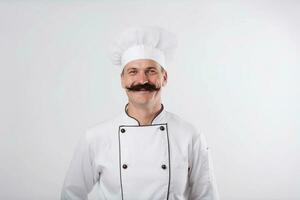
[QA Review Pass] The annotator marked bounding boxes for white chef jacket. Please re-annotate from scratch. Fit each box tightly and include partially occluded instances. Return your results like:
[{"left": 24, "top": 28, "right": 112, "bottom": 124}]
[{"left": 61, "top": 104, "right": 219, "bottom": 200}]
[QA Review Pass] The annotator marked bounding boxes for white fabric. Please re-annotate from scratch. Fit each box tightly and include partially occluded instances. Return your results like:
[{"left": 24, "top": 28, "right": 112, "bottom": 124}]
[
  {"left": 121, "top": 45, "right": 166, "bottom": 68},
  {"left": 109, "top": 26, "right": 177, "bottom": 70},
  {"left": 61, "top": 106, "right": 219, "bottom": 200}
]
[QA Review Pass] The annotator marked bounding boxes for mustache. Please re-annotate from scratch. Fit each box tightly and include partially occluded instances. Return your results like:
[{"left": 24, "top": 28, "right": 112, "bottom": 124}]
[{"left": 126, "top": 83, "right": 160, "bottom": 92}]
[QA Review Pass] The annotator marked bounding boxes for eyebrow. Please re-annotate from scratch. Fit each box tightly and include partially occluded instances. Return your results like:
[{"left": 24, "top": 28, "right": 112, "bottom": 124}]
[
  {"left": 146, "top": 66, "right": 158, "bottom": 70},
  {"left": 126, "top": 67, "right": 137, "bottom": 71},
  {"left": 126, "top": 66, "right": 158, "bottom": 71}
]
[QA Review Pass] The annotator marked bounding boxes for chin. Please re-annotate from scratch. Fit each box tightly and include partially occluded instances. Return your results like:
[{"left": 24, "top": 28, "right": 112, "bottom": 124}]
[
  {"left": 131, "top": 97, "right": 152, "bottom": 105},
  {"left": 128, "top": 94, "right": 154, "bottom": 105}
]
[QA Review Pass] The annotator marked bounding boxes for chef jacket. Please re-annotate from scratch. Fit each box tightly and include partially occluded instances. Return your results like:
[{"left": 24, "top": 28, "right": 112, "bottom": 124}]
[{"left": 61, "top": 104, "right": 219, "bottom": 200}]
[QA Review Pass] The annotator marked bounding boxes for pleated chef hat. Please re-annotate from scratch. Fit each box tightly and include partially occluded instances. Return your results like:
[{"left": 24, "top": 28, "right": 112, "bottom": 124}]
[{"left": 109, "top": 26, "right": 177, "bottom": 71}]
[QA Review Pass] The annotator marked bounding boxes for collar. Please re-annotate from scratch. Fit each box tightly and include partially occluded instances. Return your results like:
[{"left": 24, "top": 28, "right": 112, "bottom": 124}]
[{"left": 121, "top": 103, "right": 167, "bottom": 126}]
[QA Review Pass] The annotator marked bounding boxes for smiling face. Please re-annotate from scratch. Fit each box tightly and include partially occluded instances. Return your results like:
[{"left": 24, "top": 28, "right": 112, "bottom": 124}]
[{"left": 121, "top": 59, "right": 168, "bottom": 107}]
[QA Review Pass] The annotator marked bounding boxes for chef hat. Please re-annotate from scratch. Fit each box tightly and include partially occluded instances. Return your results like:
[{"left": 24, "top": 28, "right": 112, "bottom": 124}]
[{"left": 109, "top": 26, "right": 177, "bottom": 71}]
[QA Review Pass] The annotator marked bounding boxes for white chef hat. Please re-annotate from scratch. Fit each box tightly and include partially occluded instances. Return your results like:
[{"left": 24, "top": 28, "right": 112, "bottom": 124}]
[{"left": 109, "top": 26, "right": 177, "bottom": 71}]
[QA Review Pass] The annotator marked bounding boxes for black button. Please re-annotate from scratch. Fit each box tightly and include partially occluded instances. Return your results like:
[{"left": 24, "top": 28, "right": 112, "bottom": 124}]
[
  {"left": 160, "top": 126, "right": 165, "bottom": 131},
  {"left": 121, "top": 128, "right": 126, "bottom": 133},
  {"left": 122, "top": 164, "right": 128, "bottom": 169},
  {"left": 161, "top": 164, "right": 167, "bottom": 169}
]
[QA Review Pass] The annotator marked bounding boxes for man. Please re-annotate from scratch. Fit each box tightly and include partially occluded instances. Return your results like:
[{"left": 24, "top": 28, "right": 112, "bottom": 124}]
[{"left": 61, "top": 26, "right": 219, "bottom": 200}]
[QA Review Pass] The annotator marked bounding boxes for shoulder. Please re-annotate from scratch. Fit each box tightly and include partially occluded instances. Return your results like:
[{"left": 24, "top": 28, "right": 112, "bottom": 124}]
[
  {"left": 165, "top": 111, "right": 203, "bottom": 140},
  {"left": 165, "top": 111, "right": 208, "bottom": 151},
  {"left": 84, "top": 113, "right": 122, "bottom": 142}
]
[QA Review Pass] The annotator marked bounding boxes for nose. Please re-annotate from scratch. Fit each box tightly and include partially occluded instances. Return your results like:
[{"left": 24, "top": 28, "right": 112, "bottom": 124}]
[{"left": 136, "top": 71, "right": 149, "bottom": 84}]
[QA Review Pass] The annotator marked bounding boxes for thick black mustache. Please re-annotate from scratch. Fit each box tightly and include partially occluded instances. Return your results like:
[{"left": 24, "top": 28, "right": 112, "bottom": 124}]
[{"left": 126, "top": 83, "right": 160, "bottom": 92}]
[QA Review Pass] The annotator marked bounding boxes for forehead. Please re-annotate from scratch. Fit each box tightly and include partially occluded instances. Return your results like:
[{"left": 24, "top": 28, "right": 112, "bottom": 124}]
[{"left": 124, "top": 59, "right": 161, "bottom": 70}]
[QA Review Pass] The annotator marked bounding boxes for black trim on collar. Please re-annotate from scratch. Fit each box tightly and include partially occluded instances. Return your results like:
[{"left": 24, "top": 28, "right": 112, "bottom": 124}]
[
  {"left": 124, "top": 103, "right": 164, "bottom": 126},
  {"left": 124, "top": 103, "right": 140, "bottom": 125},
  {"left": 151, "top": 104, "right": 164, "bottom": 124},
  {"left": 120, "top": 123, "right": 167, "bottom": 128}
]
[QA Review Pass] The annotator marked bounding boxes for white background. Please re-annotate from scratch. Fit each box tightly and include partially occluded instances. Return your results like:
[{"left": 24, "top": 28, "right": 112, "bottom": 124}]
[{"left": 0, "top": 0, "right": 299, "bottom": 200}]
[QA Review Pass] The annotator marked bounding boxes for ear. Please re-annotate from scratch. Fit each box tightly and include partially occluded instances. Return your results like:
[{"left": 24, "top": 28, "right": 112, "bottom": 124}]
[
  {"left": 162, "top": 70, "right": 168, "bottom": 87},
  {"left": 120, "top": 73, "right": 126, "bottom": 89}
]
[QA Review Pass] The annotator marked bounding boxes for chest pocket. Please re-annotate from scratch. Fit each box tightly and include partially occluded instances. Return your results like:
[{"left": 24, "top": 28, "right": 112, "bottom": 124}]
[{"left": 118, "top": 124, "right": 170, "bottom": 200}]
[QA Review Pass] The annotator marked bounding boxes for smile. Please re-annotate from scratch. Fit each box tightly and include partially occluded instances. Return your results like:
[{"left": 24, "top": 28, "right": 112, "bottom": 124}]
[{"left": 136, "top": 90, "right": 152, "bottom": 92}]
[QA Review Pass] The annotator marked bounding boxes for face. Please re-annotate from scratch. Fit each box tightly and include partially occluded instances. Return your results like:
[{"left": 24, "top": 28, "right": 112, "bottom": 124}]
[{"left": 121, "top": 59, "right": 168, "bottom": 107}]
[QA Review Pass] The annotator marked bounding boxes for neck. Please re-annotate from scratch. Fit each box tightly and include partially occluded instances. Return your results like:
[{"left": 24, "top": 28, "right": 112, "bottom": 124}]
[{"left": 126, "top": 102, "right": 163, "bottom": 125}]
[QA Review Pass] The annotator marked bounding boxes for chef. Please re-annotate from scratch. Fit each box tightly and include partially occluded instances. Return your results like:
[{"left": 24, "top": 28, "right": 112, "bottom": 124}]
[{"left": 61, "top": 26, "right": 219, "bottom": 200}]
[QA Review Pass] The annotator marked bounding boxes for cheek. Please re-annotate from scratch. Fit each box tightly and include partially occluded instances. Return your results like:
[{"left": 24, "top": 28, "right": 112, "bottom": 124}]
[
  {"left": 122, "top": 77, "right": 133, "bottom": 87},
  {"left": 154, "top": 77, "right": 164, "bottom": 87},
  {"left": 121, "top": 79, "right": 126, "bottom": 88}
]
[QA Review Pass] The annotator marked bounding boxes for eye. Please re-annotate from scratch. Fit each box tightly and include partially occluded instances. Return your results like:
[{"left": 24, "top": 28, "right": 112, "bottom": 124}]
[
  {"left": 128, "top": 70, "right": 137, "bottom": 75},
  {"left": 147, "top": 69, "right": 157, "bottom": 75}
]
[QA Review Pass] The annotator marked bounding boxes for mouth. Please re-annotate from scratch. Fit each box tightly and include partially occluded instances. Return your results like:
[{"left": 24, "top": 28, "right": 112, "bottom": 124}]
[{"left": 134, "top": 90, "right": 153, "bottom": 92}]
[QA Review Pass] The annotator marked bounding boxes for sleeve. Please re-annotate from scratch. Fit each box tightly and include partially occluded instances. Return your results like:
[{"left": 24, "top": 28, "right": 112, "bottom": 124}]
[
  {"left": 61, "top": 132, "right": 99, "bottom": 200},
  {"left": 188, "top": 132, "right": 220, "bottom": 200}
]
